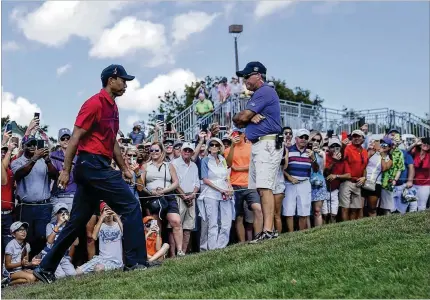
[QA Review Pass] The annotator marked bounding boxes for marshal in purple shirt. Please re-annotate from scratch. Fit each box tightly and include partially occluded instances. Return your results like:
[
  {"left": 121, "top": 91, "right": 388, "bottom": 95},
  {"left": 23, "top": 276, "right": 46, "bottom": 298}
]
[
  {"left": 50, "top": 150, "right": 77, "bottom": 195},
  {"left": 244, "top": 83, "right": 282, "bottom": 141}
]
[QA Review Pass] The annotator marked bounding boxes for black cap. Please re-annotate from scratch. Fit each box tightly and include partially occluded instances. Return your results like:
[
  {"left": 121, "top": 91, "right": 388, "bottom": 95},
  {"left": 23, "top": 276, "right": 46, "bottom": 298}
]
[
  {"left": 236, "top": 61, "right": 267, "bottom": 77},
  {"left": 101, "top": 64, "right": 135, "bottom": 83}
]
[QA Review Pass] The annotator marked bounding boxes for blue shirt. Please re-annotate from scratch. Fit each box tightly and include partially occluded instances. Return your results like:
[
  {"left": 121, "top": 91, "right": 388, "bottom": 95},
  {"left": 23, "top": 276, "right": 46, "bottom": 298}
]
[
  {"left": 50, "top": 150, "right": 77, "bottom": 196},
  {"left": 11, "top": 155, "right": 51, "bottom": 202},
  {"left": 244, "top": 83, "right": 282, "bottom": 141},
  {"left": 286, "top": 145, "right": 312, "bottom": 180},
  {"left": 129, "top": 131, "right": 145, "bottom": 145},
  {"left": 397, "top": 149, "right": 414, "bottom": 185}
]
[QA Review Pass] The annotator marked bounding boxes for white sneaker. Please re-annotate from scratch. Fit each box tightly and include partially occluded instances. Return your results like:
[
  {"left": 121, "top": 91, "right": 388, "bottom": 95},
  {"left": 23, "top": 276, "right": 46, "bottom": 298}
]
[{"left": 177, "top": 250, "right": 186, "bottom": 257}]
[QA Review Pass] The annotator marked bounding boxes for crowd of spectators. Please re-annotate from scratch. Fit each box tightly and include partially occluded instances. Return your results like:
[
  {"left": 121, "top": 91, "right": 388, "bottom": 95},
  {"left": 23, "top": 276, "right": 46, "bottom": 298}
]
[{"left": 1, "top": 108, "right": 429, "bottom": 287}]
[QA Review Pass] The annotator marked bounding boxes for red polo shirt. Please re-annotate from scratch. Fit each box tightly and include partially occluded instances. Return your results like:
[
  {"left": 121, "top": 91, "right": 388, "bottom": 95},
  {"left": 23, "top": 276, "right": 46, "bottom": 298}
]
[
  {"left": 344, "top": 144, "right": 368, "bottom": 180},
  {"left": 325, "top": 155, "right": 351, "bottom": 191},
  {"left": 75, "top": 89, "right": 119, "bottom": 159}
]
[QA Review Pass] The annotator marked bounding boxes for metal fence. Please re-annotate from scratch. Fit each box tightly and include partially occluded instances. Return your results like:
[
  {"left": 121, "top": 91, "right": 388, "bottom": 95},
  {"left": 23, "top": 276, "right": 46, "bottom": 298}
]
[{"left": 153, "top": 96, "right": 430, "bottom": 141}]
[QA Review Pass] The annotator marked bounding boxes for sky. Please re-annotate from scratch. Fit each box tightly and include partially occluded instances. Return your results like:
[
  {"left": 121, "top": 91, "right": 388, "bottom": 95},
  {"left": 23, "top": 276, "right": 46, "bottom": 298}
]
[{"left": 1, "top": 0, "right": 429, "bottom": 138}]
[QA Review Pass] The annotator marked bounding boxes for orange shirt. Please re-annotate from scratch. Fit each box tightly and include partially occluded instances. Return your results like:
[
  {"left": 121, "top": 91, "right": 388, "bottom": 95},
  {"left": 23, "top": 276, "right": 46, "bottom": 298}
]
[
  {"left": 224, "top": 142, "right": 251, "bottom": 186},
  {"left": 146, "top": 232, "right": 158, "bottom": 256},
  {"left": 344, "top": 144, "right": 368, "bottom": 180}
]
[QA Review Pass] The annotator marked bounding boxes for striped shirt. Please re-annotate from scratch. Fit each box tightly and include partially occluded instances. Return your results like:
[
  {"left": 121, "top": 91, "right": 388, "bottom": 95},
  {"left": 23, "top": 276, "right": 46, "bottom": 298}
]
[{"left": 286, "top": 145, "right": 312, "bottom": 180}]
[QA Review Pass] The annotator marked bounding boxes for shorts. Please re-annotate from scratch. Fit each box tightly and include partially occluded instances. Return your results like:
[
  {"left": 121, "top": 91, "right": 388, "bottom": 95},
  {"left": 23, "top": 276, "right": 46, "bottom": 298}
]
[
  {"left": 77, "top": 255, "right": 122, "bottom": 274},
  {"left": 380, "top": 188, "right": 394, "bottom": 210},
  {"left": 167, "top": 196, "right": 195, "bottom": 230},
  {"left": 339, "top": 181, "right": 362, "bottom": 209},
  {"left": 233, "top": 186, "right": 260, "bottom": 221},
  {"left": 282, "top": 180, "right": 312, "bottom": 217},
  {"left": 165, "top": 194, "right": 180, "bottom": 215},
  {"left": 322, "top": 190, "right": 339, "bottom": 215},
  {"left": 273, "top": 168, "right": 286, "bottom": 195},
  {"left": 249, "top": 140, "right": 283, "bottom": 191},
  {"left": 361, "top": 184, "right": 382, "bottom": 198},
  {"left": 393, "top": 184, "right": 417, "bottom": 214}
]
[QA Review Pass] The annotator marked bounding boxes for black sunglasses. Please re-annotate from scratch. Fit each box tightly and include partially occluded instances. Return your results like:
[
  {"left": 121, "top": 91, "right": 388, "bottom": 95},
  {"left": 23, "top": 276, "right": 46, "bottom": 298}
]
[
  {"left": 27, "top": 141, "right": 37, "bottom": 147},
  {"left": 311, "top": 138, "right": 321, "bottom": 142},
  {"left": 60, "top": 136, "right": 70, "bottom": 142},
  {"left": 164, "top": 143, "right": 173, "bottom": 147},
  {"left": 150, "top": 149, "right": 160, "bottom": 153},
  {"left": 209, "top": 143, "right": 220, "bottom": 148},
  {"left": 127, "top": 154, "right": 137, "bottom": 157},
  {"left": 174, "top": 146, "right": 181, "bottom": 150},
  {"left": 58, "top": 209, "right": 68, "bottom": 214},
  {"left": 298, "top": 135, "right": 309, "bottom": 140},
  {"left": 284, "top": 132, "right": 292, "bottom": 136}
]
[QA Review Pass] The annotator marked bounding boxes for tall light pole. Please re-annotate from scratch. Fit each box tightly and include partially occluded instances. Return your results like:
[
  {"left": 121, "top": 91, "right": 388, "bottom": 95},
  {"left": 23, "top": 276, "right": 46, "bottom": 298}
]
[{"left": 229, "top": 24, "right": 243, "bottom": 73}]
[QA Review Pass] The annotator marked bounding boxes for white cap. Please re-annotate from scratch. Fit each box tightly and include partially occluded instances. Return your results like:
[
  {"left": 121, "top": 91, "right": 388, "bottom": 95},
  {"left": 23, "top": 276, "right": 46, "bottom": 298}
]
[
  {"left": 10, "top": 221, "right": 29, "bottom": 234},
  {"left": 181, "top": 142, "right": 195, "bottom": 151},
  {"left": 351, "top": 129, "right": 365, "bottom": 137},
  {"left": 328, "top": 138, "right": 341, "bottom": 147},
  {"left": 53, "top": 203, "right": 69, "bottom": 215},
  {"left": 296, "top": 129, "right": 310, "bottom": 137}
]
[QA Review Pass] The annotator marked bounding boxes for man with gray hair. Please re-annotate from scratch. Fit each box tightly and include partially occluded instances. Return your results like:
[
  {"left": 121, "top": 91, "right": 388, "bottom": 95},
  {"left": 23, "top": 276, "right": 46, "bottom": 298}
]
[{"left": 233, "top": 61, "right": 283, "bottom": 243}]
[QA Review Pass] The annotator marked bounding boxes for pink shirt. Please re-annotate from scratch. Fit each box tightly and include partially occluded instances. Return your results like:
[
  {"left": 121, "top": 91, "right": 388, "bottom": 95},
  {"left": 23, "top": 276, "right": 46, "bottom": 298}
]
[{"left": 218, "top": 84, "right": 231, "bottom": 102}]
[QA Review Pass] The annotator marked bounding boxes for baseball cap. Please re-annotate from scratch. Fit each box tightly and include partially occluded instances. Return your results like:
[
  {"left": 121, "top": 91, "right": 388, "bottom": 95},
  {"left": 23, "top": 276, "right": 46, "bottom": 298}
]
[
  {"left": 220, "top": 77, "right": 228, "bottom": 83},
  {"left": 388, "top": 128, "right": 400, "bottom": 135},
  {"left": 143, "top": 216, "right": 155, "bottom": 224},
  {"left": 236, "top": 61, "right": 267, "bottom": 77},
  {"left": 351, "top": 129, "right": 365, "bottom": 137},
  {"left": 101, "top": 64, "right": 135, "bottom": 83},
  {"left": 10, "top": 221, "right": 29, "bottom": 234},
  {"left": 232, "top": 127, "right": 245, "bottom": 133},
  {"left": 296, "top": 129, "right": 310, "bottom": 137},
  {"left": 181, "top": 142, "right": 195, "bottom": 151},
  {"left": 380, "top": 137, "right": 393, "bottom": 147},
  {"left": 163, "top": 139, "right": 174, "bottom": 145},
  {"left": 222, "top": 134, "right": 231, "bottom": 142},
  {"left": 328, "top": 138, "right": 341, "bottom": 147},
  {"left": 53, "top": 203, "right": 69, "bottom": 215},
  {"left": 173, "top": 140, "right": 183, "bottom": 148},
  {"left": 133, "top": 122, "right": 142, "bottom": 128},
  {"left": 22, "top": 136, "right": 36, "bottom": 145},
  {"left": 58, "top": 128, "right": 71, "bottom": 140}
]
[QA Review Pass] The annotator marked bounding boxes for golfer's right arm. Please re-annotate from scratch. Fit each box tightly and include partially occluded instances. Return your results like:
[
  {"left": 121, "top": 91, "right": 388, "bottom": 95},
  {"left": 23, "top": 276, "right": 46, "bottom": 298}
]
[{"left": 63, "top": 126, "right": 87, "bottom": 173}]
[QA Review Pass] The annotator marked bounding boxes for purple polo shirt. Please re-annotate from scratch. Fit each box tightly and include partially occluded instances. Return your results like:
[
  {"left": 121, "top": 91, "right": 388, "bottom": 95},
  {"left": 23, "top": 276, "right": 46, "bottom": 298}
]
[
  {"left": 244, "top": 83, "right": 282, "bottom": 141},
  {"left": 50, "top": 150, "right": 77, "bottom": 195}
]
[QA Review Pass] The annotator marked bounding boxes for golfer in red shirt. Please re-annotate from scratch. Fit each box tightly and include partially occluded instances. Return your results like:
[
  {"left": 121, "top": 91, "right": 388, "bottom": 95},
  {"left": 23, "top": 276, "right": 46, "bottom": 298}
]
[{"left": 34, "top": 65, "right": 150, "bottom": 284}]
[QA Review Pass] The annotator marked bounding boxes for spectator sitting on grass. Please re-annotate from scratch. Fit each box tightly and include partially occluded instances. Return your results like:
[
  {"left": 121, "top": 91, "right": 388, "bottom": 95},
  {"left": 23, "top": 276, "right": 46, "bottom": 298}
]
[
  {"left": 143, "top": 216, "right": 170, "bottom": 262},
  {"left": 76, "top": 203, "right": 123, "bottom": 275}
]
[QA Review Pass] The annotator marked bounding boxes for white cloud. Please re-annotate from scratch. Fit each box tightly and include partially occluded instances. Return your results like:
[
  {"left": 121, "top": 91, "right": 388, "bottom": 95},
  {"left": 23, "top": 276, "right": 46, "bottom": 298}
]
[
  {"left": 56, "top": 64, "right": 72, "bottom": 76},
  {"left": 2, "top": 41, "right": 20, "bottom": 51},
  {"left": 1, "top": 87, "right": 42, "bottom": 126},
  {"left": 172, "top": 11, "right": 219, "bottom": 44},
  {"left": 254, "top": 1, "right": 294, "bottom": 20},
  {"left": 14, "top": 1, "right": 127, "bottom": 47},
  {"left": 89, "top": 16, "right": 173, "bottom": 67},
  {"left": 117, "top": 69, "right": 198, "bottom": 114}
]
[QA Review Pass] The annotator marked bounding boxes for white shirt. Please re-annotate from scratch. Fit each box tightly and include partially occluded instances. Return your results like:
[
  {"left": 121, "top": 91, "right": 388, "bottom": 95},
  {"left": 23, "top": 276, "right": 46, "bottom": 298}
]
[
  {"left": 5, "top": 239, "right": 31, "bottom": 273},
  {"left": 171, "top": 156, "right": 200, "bottom": 194},
  {"left": 98, "top": 223, "right": 123, "bottom": 263},
  {"left": 146, "top": 161, "right": 172, "bottom": 192}
]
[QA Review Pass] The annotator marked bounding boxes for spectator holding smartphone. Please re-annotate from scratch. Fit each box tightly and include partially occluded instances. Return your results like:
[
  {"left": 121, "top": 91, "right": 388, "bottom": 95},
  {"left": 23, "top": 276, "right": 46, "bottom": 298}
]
[{"left": 11, "top": 136, "right": 59, "bottom": 256}]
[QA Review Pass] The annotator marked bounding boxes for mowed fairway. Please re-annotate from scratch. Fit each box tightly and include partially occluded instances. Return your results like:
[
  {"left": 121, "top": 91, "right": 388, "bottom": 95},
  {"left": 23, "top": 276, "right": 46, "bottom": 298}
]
[{"left": 3, "top": 211, "right": 429, "bottom": 299}]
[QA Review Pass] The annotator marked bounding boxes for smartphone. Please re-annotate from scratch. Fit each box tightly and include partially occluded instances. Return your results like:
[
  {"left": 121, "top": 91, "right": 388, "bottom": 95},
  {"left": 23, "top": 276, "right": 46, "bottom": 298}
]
[
  {"left": 122, "top": 138, "right": 132, "bottom": 144},
  {"left": 219, "top": 126, "right": 227, "bottom": 131},
  {"left": 5, "top": 123, "right": 12, "bottom": 133},
  {"left": 166, "top": 123, "right": 172, "bottom": 132},
  {"left": 156, "top": 114, "right": 165, "bottom": 122},
  {"left": 347, "top": 134, "right": 352, "bottom": 141},
  {"left": 36, "top": 140, "right": 46, "bottom": 149},
  {"left": 11, "top": 137, "right": 19, "bottom": 144},
  {"left": 34, "top": 112, "right": 40, "bottom": 119},
  {"left": 359, "top": 117, "right": 366, "bottom": 127},
  {"left": 201, "top": 124, "right": 208, "bottom": 133},
  {"left": 327, "top": 130, "right": 334, "bottom": 139}
]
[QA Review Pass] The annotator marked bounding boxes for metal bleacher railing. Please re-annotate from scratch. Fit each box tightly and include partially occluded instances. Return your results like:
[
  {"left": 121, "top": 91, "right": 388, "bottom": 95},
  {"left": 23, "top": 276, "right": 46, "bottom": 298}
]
[{"left": 153, "top": 95, "right": 430, "bottom": 141}]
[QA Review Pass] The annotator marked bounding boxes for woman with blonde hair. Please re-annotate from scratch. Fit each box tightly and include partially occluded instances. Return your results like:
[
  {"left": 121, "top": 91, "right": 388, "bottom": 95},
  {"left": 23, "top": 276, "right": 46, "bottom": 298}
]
[{"left": 198, "top": 137, "right": 234, "bottom": 251}]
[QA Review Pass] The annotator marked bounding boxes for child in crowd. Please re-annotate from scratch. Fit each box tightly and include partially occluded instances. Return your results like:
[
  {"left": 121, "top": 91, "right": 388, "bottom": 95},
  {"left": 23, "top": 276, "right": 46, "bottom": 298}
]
[
  {"left": 143, "top": 216, "right": 170, "bottom": 262},
  {"left": 42, "top": 203, "right": 78, "bottom": 279},
  {"left": 76, "top": 202, "right": 123, "bottom": 274},
  {"left": 4, "top": 222, "right": 38, "bottom": 285}
]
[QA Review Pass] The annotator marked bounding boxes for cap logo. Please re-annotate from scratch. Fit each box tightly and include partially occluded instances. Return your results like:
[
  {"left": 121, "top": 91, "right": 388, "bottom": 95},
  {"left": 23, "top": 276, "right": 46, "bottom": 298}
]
[
  {"left": 253, "top": 67, "right": 259, "bottom": 72},
  {"left": 113, "top": 67, "right": 117, "bottom": 75}
]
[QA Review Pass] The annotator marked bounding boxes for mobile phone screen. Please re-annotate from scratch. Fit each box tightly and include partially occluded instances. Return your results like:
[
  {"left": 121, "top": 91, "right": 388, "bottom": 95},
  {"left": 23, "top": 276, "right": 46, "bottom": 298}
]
[
  {"left": 5, "top": 123, "right": 12, "bottom": 132},
  {"left": 219, "top": 126, "right": 227, "bottom": 131},
  {"left": 166, "top": 123, "right": 172, "bottom": 132},
  {"left": 156, "top": 114, "right": 165, "bottom": 122}
]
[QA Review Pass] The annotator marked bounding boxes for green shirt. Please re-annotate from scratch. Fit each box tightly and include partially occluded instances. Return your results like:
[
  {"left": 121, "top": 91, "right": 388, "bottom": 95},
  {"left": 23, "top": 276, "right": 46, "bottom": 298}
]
[
  {"left": 381, "top": 148, "right": 405, "bottom": 191},
  {"left": 195, "top": 99, "right": 213, "bottom": 115}
]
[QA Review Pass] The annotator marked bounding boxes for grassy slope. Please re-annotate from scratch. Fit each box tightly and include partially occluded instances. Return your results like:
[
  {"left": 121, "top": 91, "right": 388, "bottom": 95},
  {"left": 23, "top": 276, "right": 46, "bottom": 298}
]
[{"left": 3, "top": 211, "right": 430, "bottom": 299}]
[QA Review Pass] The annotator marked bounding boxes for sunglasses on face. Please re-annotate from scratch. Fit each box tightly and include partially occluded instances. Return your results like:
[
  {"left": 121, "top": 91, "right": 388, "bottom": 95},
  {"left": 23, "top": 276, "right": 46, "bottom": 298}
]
[
  {"left": 209, "top": 143, "right": 220, "bottom": 148},
  {"left": 183, "top": 148, "right": 193, "bottom": 153},
  {"left": 60, "top": 136, "right": 70, "bottom": 142},
  {"left": 27, "top": 141, "right": 37, "bottom": 147},
  {"left": 174, "top": 146, "right": 181, "bottom": 150},
  {"left": 380, "top": 143, "right": 390, "bottom": 148},
  {"left": 311, "top": 138, "right": 321, "bottom": 142},
  {"left": 127, "top": 154, "right": 137, "bottom": 157},
  {"left": 243, "top": 72, "right": 258, "bottom": 80},
  {"left": 58, "top": 209, "right": 68, "bottom": 214},
  {"left": 150, "top": 149, "right": 160, "bottom": 153},
  {"left": 284, "top": 132, "right": 292, "bottom": 136},
  {"left": 164, "top": 143, "right": 173, "bottom": 147},
  {"left": 298, "top": 135, "right": 309, "bottom": 140}
]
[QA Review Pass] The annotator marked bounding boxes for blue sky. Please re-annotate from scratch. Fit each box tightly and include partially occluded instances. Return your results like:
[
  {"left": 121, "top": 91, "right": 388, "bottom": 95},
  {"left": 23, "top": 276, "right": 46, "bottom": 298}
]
[{"left": 2, "top": 1, "right": 429, "bottom": 138}]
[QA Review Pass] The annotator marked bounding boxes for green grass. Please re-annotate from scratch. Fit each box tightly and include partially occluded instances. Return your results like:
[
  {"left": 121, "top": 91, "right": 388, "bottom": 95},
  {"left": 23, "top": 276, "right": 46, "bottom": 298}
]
[{"left": 3, "top": 211, "right": 430, "bottom": 299}]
